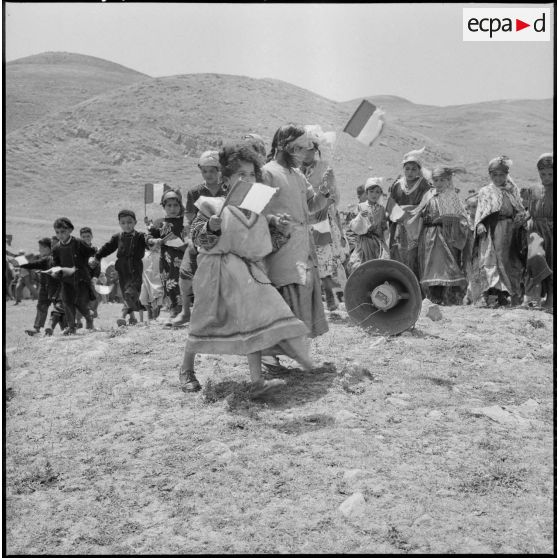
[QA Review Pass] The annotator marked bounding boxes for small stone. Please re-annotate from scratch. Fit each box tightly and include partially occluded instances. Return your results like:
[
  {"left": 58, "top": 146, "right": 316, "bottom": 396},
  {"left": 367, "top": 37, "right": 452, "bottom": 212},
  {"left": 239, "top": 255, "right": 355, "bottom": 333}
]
[
  {"left": 197, "top": 440, "right": 233, "bottom": 463},
  {"left": 386, "top": 397, "right": 409, "bottom": 407},
  {"left": 496, "top": 357, "right": 505, "bottom": 365},
  {"left": 339, "top": 492, "right": 367, "bottom": 518},
  {"left": 516, "top": 398, "right": 539, "bottom": 415},
  {"left": 343, "top": 469, "right": 366, "bottom": 483},
  {"left": 335, "top": 410, "right": 358, "bottom": 424},
  {"left": 470, "top": 405, "right": 530, "bottom": 427},
  {"left": 426, "top": 304, "right": 443, "bottom": 321},
  {"left": 427, "top": 410, "right": 442, "bottom": 419},
  {"left": 413, "top": 513, "right": 434, "bottom": 528},
  {"left": 463, "top": 333, "right": 482, "bottom": 344}
]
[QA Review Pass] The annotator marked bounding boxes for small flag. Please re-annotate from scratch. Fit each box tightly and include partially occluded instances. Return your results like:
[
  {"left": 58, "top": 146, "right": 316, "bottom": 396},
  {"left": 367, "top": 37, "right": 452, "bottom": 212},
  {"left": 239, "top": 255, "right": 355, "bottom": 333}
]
[
  {"left": 343, "top": 100, "right": 385, "bottom": 147},
  {"left": 237, "top": 183, "right": 278, "bottom": 214},
  {"left": 144, "top": 183, "right": 171, "bottom": 204}
]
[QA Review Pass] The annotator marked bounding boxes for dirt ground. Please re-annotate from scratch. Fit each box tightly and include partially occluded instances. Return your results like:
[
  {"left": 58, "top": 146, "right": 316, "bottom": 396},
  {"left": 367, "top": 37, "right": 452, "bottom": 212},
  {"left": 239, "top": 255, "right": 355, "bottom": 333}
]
[{"left": 4, "top": 298, "right": 555, "bottom": 554}]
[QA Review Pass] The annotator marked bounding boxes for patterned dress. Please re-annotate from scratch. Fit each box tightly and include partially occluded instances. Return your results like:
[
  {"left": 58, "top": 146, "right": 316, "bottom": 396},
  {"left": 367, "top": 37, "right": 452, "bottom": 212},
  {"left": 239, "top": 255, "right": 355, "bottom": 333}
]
[
  {"left": 474, "top": 181, "right": 527, "bottom": 301},
  {"left": 147, "top": 215, "right": 186, "bottom": 311},
  {"left": 348, "top": 201, "right": 389, "bottom": 272}
]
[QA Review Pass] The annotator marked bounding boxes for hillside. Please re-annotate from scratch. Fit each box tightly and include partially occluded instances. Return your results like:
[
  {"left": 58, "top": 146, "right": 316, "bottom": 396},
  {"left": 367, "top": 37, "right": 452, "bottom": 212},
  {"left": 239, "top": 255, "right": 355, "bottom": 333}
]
[
  {"left": 5, "top": 52, "right": 150, "bottom": 133},
  {"left": 5, "top": 65, "right": 553, "bottom": 248}
]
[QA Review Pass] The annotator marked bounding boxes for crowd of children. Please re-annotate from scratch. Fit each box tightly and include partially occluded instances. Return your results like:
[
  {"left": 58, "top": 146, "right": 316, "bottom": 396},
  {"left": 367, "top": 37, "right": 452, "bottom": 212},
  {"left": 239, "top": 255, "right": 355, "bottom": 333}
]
[{"left": 6, "top": 125, "right": 553, "bottom": 396}]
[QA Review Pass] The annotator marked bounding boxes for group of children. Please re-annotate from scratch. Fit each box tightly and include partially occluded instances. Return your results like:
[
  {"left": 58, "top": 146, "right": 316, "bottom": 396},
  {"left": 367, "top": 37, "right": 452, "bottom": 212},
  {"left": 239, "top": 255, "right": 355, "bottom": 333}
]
[
  {"left": 342, "top": 150, "right": 554, "bottom": 310},
  {"left": 9, "top": 125, "right": 553, "bottom": 397}
]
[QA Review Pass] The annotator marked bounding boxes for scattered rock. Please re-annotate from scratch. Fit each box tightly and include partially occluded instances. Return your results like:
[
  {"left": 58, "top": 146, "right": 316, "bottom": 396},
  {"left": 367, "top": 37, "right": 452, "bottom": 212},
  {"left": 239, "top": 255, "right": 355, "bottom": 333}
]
[
  {"left": 412, "top": 513, "right": 435, "bottom": 528},
  {"left": 426, "top": 410, "right": 442, "bottom": 419},
  {"left": 514, "top": 398, "right": 539, "bottom": 416},
  {"left": 496, "top": 357, "right": 505, "bottom": 365},
  {"left": 463, "top": 333, "right": 482, "bottom": 344},
  {"left": 456, "top": 537, "right": 493, "bottom": 554},
  {"left": 470, "top": 405, "right": 530, "bottom": 427},
  {"left": 343, "top": 469, "right": 366, "bottom": 483},
  {"left": 335, "top": 410, "right": 359, "bottom": 425},
  {"left": 197, "top": 440, "right": 233, "bottom": 463},
  {"left": 339, "top": 492, "right": 367, "bottom": 518},
  {"left": 386, "top": 397, "right": 409, "bottom": 407},
  {"left": 426, "top": 304, "right": 443, "bottom": 321},
  {"left": 369, "top": 337, "right": 387, "bottom": 348}
]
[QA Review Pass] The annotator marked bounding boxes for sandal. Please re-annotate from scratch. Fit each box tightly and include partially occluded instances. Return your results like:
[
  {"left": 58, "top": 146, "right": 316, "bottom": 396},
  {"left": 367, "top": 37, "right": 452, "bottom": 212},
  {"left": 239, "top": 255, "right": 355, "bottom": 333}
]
[{"left": 179, "top": 369, "right": 201, "bottom": 392}]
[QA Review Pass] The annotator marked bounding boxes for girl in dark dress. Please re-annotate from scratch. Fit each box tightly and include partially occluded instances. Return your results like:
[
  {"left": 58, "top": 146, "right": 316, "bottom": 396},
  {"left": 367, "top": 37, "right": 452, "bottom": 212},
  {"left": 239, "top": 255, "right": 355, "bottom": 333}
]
[{"left": 146, "top": 189, "right": 187, "bottom": 321}]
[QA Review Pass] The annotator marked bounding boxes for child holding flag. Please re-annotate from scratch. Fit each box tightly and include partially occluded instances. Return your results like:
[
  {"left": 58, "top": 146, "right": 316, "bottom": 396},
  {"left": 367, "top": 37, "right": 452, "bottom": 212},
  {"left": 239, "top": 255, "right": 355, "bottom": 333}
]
[
  {"left": 89, "top": 210, "right": 148, "bottom": 326},
  {"left": 146, "top": 189, "right": 187, "bottom": 322},
  {"left": 179, "top": 142, "right": 314, "bottom": 396}
]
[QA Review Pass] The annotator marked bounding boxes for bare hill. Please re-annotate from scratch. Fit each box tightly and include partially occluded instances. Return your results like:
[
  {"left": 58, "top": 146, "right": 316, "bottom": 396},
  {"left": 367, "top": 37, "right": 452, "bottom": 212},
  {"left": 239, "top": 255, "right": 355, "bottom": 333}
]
[
  {"left": 6, "top": 69, "right": 553, "bottom": 248},
  {"left": 5, "top": 52, "right": 150, "bottom": 133}
]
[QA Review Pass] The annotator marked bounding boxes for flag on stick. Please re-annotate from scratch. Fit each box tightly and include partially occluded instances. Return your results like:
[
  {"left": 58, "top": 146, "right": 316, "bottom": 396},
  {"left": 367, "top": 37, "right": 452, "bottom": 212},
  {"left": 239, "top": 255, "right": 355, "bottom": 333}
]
[
  {"left": 343, "top": 100, "right": 385, "bottom": 147},
  {"left": 144, "top": 183, "right": 171, "bottom": 205}
]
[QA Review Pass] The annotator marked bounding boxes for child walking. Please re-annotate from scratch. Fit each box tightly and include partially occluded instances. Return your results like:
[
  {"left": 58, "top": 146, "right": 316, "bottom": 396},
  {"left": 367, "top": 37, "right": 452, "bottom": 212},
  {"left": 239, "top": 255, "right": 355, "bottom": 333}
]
[
  {"left": 51, "top": 217, "right": 97, "bottom": 334},
  {"left": 179, "top": 142, "right": 314, "bottom": 396},
  {"left": 19, "top": 237, "right": 57, "bottom": 336},
  {"left": 89, "top": 210, "right": 148, "bottom": 326},
  {"left": 146, "top": 189, "right": 187, "bottom": 323}
]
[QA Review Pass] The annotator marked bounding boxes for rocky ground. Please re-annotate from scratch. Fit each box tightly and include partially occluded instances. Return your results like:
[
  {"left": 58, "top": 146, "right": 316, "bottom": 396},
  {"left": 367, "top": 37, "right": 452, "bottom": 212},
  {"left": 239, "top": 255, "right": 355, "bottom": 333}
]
[{"left": 4, "top": 299, "right": 554, "bottom": 554}]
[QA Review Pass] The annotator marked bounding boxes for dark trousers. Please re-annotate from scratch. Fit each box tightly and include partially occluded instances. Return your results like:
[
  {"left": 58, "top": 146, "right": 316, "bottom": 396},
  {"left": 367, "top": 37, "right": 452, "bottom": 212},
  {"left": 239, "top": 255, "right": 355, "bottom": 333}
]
[
  {"left": 60, "top": 281, "right": 92, "bottom": 329},
  {"left": 33, "top": 287, "right": 51, "bottom": 330},
  {"left": 15, "top": 275, "right": 39, "bottom": 301}
]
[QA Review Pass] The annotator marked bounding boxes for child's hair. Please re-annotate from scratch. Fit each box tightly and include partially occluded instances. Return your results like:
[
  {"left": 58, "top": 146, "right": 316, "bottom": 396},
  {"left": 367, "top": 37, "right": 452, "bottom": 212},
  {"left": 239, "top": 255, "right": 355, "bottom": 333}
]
[
  {"left": 241, "top": 133, "right": 266, "bottom": 159},
  {"left": 118, "top": 209, "right": 137, "bottom": 221},
  {"left": 53, "top": 217, "right": 74, "bottom": 231},
  {"left": 356, "top": 185, "right": 365, "bottom": 197},
  {"left": 160, "top": 189, "right": 185, "bottom": 215},
  {"left": 267, "top": 124, "right": 306, "bottom": 163},
  {"left": 38, "top": 237, "right": 52, "bottom": 249},
  {"left": 80, "top": 227, "right": 92, "bottom": 236},
  {"left": 219, "top": 143, "right": 263, "bottom": 182}
]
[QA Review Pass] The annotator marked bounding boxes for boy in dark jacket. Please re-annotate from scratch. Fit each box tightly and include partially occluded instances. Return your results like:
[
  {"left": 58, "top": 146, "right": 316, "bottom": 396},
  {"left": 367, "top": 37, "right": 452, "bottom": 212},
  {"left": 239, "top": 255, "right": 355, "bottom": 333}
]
[
  {"left": 90, "top": 209, "right": 148, "bottom": 326},
  {"left": 51, "top": 217, "right": 97, "bottom": 335}
]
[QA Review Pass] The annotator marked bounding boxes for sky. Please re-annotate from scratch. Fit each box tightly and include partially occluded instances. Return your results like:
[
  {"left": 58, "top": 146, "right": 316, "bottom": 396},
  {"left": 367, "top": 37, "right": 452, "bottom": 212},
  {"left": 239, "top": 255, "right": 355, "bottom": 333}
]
[{"left": 4, "top": 2, "right": 555, "bottom": 106}]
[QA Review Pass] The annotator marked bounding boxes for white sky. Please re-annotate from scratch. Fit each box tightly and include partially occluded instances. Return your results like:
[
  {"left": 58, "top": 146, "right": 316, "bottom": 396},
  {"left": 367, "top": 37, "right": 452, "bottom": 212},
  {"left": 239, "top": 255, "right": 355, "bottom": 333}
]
[{"left": 4, "top": 2, "right": 555, "bottom": 106}]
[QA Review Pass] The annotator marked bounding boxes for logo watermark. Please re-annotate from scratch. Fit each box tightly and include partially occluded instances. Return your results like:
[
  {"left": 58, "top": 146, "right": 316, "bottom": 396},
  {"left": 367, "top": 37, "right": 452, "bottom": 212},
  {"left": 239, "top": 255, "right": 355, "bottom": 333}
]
[{"left": 463, "top": 7, "right": 551, "bottom": 41}]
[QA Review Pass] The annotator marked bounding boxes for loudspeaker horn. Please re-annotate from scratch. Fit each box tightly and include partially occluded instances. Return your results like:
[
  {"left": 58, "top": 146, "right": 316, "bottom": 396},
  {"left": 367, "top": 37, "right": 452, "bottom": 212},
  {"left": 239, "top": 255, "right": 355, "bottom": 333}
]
[{"left": 344, "top": 259, "right": 422, "bottom": 335}]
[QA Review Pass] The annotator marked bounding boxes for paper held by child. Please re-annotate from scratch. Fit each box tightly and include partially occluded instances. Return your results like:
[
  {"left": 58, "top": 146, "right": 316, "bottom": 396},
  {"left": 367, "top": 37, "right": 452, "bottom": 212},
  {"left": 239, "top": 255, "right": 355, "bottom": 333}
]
[
  {"left": 41, "top": 266, "right": 76, "bottom": 277},
  {"left": 14, "top": 255, "right": 28, "bottom": 266},
  {"left": 163, "top": 234, "right": 187, "bottom": 248},
  {"left": 95, "top": 284, "right": 114, "bottom": 295},
  {"left": 312, "top": 219, "right": 331, "bottom": 234}
]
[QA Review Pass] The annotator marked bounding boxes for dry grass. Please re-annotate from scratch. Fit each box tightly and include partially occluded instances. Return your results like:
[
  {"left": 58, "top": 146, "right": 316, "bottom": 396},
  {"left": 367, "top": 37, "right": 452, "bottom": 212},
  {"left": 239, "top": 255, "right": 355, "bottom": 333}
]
[{"left": 5, "top": 300, "right": 554, "bottom": 554}]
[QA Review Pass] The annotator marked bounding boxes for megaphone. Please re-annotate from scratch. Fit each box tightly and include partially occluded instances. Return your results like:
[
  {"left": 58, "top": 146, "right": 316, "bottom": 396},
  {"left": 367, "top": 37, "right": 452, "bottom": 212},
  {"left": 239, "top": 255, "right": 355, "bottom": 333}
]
[{"left": 344, "top": 259, "right": 422, "bottom": 335}]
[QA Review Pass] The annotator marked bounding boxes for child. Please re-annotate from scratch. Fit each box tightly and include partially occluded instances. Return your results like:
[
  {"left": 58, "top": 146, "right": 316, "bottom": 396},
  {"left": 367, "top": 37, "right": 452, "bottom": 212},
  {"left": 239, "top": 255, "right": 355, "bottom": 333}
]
[
  {"left": 51, "top": 217, "right": 97, "bottom": 334},
  {"left": 348, "top": 178, "right": 389, "bottom": 273},
  {"left": 79, "top": 227, "right": 101, "bottom": 319},
  {"left": 179, "top": 142, "right": 314, "bottom": 397},
  {"left": 14, "top": 250, "right": 39, "bottom": 304},
  {"left": 172, "top": 151, "right": 227, "bottom": 327},
  {"left": 146, "top": 189, "right": 187, "bottom": 323},
  {"left": 139, "top": 243, "right": 164, "bottom": 321},
  {"left": 89, "top": 210, "right": 148, "bottom": 326},
  {"left": 19, "top": 237, "right": 57, "bottom": 335},
  {"left": 416, "top": 166, "right": 469, "bottom": 305},
  {"left": 474, "top": 156, "right": 527, "bottom": 307},
  {"left": 387, "top": 147, "right": 432, "bottom": 279}
]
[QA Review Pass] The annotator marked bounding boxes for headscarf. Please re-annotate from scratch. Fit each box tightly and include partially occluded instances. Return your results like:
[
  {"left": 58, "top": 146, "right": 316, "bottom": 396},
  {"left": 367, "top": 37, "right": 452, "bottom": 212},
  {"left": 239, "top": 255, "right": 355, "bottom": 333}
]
[
  {"left": 536, "top": 153, "right": 553, "bottom": 170},
  {"left": 160, "top": 189, "right": 185, "bottom": 214},
  {"left": 431, "top": 166, "right": 466, "bottom": 180},
  {"left": 364, "top": 177, "right": 383, "bottom": 193},
  {"left": 198, "top": 150, "right": 220, "bottom": 168},
  {"left": 488, "top": 155, "right": 512, "bottom": 174},
  {"left": 402, "top": 146, "right": 426, "bottom": 168}
]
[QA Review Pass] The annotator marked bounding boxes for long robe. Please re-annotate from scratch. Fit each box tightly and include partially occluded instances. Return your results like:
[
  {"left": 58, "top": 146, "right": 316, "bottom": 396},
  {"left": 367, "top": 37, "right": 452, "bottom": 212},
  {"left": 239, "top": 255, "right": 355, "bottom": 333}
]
[
  {"left": 262, "top": 160, "right": 329, "bottom": 338},
  {"left": 186, "top": 199, "right": 309, "bottom": 355},
  {"left": 418, "top": 191, "right": 468, "bottom": 289},
  {"left": 474, "top": 181, "right": 526, "bottom": 298}
]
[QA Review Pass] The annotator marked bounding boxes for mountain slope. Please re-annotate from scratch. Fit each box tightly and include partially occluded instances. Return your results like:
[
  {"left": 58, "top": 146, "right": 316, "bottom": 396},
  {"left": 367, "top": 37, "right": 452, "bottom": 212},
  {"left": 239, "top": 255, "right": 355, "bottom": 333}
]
[
  {"left": 5, "top": 52, "right": 150, "bottom": 132},
  {"left": 5, "top": 68, "right": 553, "bottom": 247}
]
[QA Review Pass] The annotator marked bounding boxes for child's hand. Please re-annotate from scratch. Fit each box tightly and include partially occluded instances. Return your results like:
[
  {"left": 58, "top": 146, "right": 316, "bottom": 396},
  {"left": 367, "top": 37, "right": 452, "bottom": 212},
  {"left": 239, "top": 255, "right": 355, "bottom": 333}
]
[
  {"left": 208, "top": 215, "right": 222, "bottom": 232},
  {"left": 144, "top": 216, "right": 152, "bottom": 226},
  {"left": 274, "top": 214, "right": 293, "bottom": 235},
  {"left": 88, "top": 257, "right": 98, "bottom": 268},
  {"left": 476, "top": 223, "right": 486, "bottom": 237}
]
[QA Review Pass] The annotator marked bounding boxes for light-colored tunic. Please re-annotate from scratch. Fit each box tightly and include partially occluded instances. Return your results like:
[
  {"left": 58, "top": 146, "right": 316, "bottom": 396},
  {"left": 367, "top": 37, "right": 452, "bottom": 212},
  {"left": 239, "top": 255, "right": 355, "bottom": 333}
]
[{"left": 186, "top": 199, "right": 309, "bottom": 355}]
